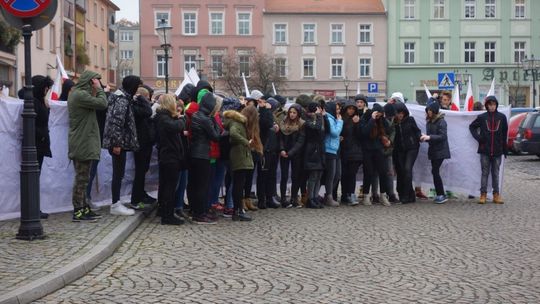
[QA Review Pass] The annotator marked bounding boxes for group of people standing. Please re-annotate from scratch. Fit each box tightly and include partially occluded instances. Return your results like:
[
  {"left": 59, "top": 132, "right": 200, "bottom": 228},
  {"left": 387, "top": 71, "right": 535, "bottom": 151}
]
[{"left": 28, "top": 70, "right": 508, "bottom": 226}]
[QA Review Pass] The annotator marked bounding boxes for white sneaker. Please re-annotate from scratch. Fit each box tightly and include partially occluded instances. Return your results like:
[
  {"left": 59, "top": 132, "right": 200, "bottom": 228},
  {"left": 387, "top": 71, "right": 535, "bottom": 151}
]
[
  {"left": 380, "top": 194, "right": 391, "bottom": 207},
  {"left": 363, "top": 193, "right": 372, "bottom": 206},
  {"left": 110, "top": 202, "right": 135, "bottom": 216}
]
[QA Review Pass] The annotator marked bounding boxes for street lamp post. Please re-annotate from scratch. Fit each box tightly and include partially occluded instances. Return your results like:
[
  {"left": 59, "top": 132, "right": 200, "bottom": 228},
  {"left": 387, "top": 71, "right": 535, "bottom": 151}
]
[
  {"left": 522, "top": 54, "right": 539, "bottom": 108},
  {"left": 453, "top": 69, "right": 472, "bottom": 93},
  {"left": 196, "top": 54, "right": 205, "bottom": 79},
  {"left": 156, "top": 19, "right": 172, "bottom": 94},
  {"left": 343, "top": 77, "right": 350, "bottom": 99}
]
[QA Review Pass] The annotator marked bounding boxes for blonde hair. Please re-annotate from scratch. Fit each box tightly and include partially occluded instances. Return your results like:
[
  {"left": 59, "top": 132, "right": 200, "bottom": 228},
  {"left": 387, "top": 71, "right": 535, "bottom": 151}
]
[
  {"left": 136, "top": 87, "right": 150, "bottom": 98},
  {"left": 159, "top": 94, "right": 178, "bottom": 117}
]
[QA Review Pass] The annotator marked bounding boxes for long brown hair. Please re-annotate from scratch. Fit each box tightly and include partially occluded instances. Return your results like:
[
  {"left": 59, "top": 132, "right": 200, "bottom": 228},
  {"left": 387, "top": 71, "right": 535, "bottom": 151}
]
[
  {"left": 241, "top": 105, "right": 263, "bottom": 154},
  {"left": 370, "top": 117, "right": 387, "bottom": 139}
]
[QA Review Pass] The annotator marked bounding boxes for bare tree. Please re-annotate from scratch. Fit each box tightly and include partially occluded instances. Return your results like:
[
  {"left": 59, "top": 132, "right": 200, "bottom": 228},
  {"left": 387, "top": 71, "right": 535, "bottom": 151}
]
[{"left": 221, "top": 54, "right": 245, "bottom": 96}]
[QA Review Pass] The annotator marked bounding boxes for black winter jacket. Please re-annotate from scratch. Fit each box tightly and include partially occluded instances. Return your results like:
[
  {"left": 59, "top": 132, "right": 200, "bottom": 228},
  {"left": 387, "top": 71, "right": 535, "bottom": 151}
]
[
  {"left": 190, "top": 93, "right": 221, "bottom": 160},
  {"left": 469, "top": 110, "right": 508, "bottom": 156},
  {"left": 360, "top": 113, "right": 391, "bottom": 151},
  {"left": 394, "top": 116, "right": 421, "bottom": 152},
  {"left": 426, "top": 114, "right": 451, "bottom": 160},
  {"left": 340, "top": 116, "right": 362, "bottom": 161},
  {"left": 155, "top": 109, "right": 185, "bottom": 166},
  {"left": 132, "top": 95, "right": 154, "bottom": 148},
  {"left": 303, "top": 113, "right": 325, "bottom": 170},
  {"left": 33, "top": 98, "right": 52, "bottom": 157}
]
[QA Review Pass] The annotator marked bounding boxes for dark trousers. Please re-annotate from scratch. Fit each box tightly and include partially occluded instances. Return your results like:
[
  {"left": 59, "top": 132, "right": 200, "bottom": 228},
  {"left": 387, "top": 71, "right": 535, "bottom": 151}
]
[
  {"left": 110, "top": 150, "right": 127, "bottom": 204},
  {"left": 72, "top": 160, "right": 91, "bottom": 209},
  {"left": 158, "top": 162, "right": 180, "bottom": 218},
  {"left": 188, "top": 158, "right": 211, "bottom": 217},
  {"left": 431, "top": 159, "right": 445, "bottom": 196},
  {"left": 131, "top": 145, "right": 153, "bottom": 203},
  {"left": 257, "top": 152, "right": 278, "bottom": 201},
  {"left": 362, "top": 149, "right": 389, "bottom": 194},
  {"left": 233, "top": 169, "right": 251, "bottom": 211},
  {"left": 395, "top": 149, "right": 418, "bottom": 202},
  {"left": 341, "top": 160, "right": 362, "bottom": 197},
  {"left": 86, "top": 159, "right": 99, "bottom": 200},
  {"left": 244, "top": 162, "right": 255, "bottom": 198},
  {"left": 324, "top": 153, "right": 339, "bottom": 196},
  {"left": 307, "top": 170, "right": 323, "bottom": 200},
  {"left": 280, "top": 156, "right": 302, "bottom": 200}
]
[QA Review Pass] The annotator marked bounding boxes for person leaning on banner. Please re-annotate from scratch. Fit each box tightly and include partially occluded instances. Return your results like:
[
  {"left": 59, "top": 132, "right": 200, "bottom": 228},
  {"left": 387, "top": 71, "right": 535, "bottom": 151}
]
[
  {"left": 468, "top": 95, "right": 508, "bottom": 205},
  {"left": 67, "top": 71, "right": 108, "bottom": 222}
]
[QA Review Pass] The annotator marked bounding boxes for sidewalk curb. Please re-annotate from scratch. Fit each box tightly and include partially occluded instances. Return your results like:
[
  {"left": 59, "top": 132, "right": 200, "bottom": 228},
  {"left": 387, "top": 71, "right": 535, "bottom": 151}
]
[{"left": 0, "top": 211, "right": 146, "bottom": 304}]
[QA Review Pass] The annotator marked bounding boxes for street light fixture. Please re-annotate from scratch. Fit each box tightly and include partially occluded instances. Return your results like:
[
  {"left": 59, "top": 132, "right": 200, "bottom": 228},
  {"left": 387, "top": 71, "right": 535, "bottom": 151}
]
[
  {"left": 343, "top": 77, "right": 350, "bottom": 99},
  {"left": 453, "top": 69, "right": 472, "bottom": 92},
  {"left": 522, "top": 54, "right": 539, "bottom": 108},
  {"left": 156, "top": 19, "right": 172, "bottom": 94},
  {"left": 196, "top": 54, "right": 205, "bottom": 79}
]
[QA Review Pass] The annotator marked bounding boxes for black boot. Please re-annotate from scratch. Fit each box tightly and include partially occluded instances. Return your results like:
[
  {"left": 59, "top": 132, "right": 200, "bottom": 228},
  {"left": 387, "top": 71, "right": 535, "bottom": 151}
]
[
  {"left": 232, "top": 209, "right": 252, "bottom": 221},
  {"left": 257, "top": 198, "right": 267, "bottom": 209},
  {"left": 161, "top": 215, "right": 185, "bottom": 225},
  {"left": 267, "top": 197, "right": 280, "bottom": 208},
  {"left": 281, "top": 197, "right": 292, "bottom": 208}
]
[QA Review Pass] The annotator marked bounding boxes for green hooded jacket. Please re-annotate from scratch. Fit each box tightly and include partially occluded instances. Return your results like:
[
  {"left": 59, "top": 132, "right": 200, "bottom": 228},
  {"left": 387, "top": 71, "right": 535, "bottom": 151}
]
[{"left": 67, "top": 71, "right": 108, "bottom": 161}]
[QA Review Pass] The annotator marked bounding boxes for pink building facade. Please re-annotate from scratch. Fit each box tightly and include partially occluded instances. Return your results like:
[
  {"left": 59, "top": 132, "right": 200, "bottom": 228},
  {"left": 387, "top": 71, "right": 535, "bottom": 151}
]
[{"left": 139, "top": 0, "right": 264, "bottom": 92}]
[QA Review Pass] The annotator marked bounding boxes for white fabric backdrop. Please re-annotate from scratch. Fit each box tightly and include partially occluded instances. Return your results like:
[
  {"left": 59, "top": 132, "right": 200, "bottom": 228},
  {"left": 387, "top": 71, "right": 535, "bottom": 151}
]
[{"left": 0, "top": 96, "right": 158, "bottom": 220}]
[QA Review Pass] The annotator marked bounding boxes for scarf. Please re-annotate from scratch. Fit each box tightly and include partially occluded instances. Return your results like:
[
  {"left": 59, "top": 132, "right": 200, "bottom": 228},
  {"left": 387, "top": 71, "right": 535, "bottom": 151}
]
[{"left": 279, "top": 118, "right": 305, "bottom": 135}]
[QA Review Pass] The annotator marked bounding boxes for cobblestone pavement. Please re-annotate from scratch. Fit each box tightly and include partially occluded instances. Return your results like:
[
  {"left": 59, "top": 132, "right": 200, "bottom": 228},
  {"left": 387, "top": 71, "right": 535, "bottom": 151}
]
[{"left": 35, "top": 156, "right": 540, "bottom": 304}]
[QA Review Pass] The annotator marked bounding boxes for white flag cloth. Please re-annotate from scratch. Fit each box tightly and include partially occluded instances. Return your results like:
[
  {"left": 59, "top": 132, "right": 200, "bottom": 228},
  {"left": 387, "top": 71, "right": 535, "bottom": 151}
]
[
  {"left": 465, "top": 76, "right": 474, "bottom": 111},
  {"left": 452, "top": 83, "right": 461, "bottom": 111},
  {"left": 187, "top": 67, "right": 200, "bottom": 86},
  {"left": 48, "top": 69, "right": 63, "bottom": 101},
  {"left": 424, "top": 84, "right": 432, "bottom": 100},
  {"left": 56, "top": 54, "right": 69, "bottom": 80},
  {"left": 272, "top": 83, "right": 277, "bottom": 95},
  {"left": 357, "top": 82, "right": 361, "bottom": 95},
  {"left": 1, "top": 85, "right": 8, "bottom": 97},
  {"left": 175, "top": 70, "right": 193, "bottom": 97},
  {"left": 242, "top": 73, "right": 250, "bottom": 96},
  {"left": 486, "top": 78, "right": 496, "bottom": 97}
]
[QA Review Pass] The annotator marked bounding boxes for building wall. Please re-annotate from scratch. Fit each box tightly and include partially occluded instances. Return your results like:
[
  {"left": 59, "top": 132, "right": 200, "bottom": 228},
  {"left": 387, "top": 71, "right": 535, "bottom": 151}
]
[
  {"left": 263, "top": 13, "right": 387, "bottom": 98},
  {"left": 139, "top": 0, "right": 265, "bottom": 93},
  {"left": 387, "top": 0, "right": 540, "bottom": 107},
  {"left": 117, "top": 25, "right": 140, "bottom": 81}
]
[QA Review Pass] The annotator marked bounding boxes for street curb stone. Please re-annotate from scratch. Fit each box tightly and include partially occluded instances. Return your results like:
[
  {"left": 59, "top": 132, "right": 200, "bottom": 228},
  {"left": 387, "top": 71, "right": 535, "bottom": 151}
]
[{"left": 0, "top": 211, "right": 145, "bottom": 304}]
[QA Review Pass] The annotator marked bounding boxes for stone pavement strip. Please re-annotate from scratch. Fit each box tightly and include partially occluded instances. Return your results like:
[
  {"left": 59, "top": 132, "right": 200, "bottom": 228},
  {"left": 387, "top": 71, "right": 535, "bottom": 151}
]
[
  {"left": 33, "top": 156, "right": 540, "bottom": 304},
  {"left": 0, "top": 205, "right": 147, "bottom": 304}
]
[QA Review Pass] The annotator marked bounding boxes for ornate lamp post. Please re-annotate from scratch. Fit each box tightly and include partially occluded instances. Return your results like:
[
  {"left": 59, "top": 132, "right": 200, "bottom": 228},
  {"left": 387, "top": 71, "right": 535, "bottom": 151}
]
[
  {"left": 155, "top": 19, "right": 172, "bottom": 94},
  {"left": 522, "top": 54, "right": 539, "bottom": 108},
  {"left": 343, "top": 77, "right": 350, "bottom": 99}
]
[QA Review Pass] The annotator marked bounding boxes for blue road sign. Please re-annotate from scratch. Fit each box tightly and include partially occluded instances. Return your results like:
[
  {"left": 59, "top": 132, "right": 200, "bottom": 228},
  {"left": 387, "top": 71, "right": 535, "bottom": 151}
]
[
  {"left": 438, "top": 72, "right": 455, "bottom": 90},
  {"left": 368, "top": 82, "right": 378, "bottom": 93}
]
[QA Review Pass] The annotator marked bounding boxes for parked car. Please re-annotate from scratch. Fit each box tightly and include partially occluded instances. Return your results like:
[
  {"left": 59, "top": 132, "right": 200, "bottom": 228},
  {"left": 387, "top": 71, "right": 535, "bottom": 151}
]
[
  {"left": 508, "top": 113, "right": 528, "bottom": 154},
  {"left": 514, "top": 111, "right": 540, "bottom": 157}
]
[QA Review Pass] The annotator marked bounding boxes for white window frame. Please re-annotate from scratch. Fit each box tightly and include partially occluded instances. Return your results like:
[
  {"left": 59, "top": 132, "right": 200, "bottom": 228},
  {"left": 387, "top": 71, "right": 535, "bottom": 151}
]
[
  {"left": 433, "top": 0, "right": 445, "bottom": 19},
  {"left": 120, "top": 31, "right": 134, "bottom": 42},
  {"left": 273, "top": 23, "right": 288, "bottom": 45},
  {"left": 157, "top": 54, "right": 167, "bottom": 78},
  {"left": 302, "top": 23, "right": 317, "bottom": 45},
  {"left": 434, "top": 42, "right": 445, "bottom": 64},
  {"left": 93, "top": 2, "right": 98, "bottom": 25},
  {"left": 93, "top": 45, "right": 98, "bottom": 67},
  {"left": 302, "top": 57, "right": 316, "bottom": 78},
  {"left": 155, "top": 11, "right": 171, "bottom": 28},
  {"left": 182, "top": 10, "right": 198, "bottom": 36},
  {"left": 238, "top": 54, "right": 251, "bottom": 77},
  {"left": 121, "top": 68, "right": 133, "bottom": 78},
  {"left": 484, "top": 41, "right": 496, "bottom": 63},
  {"left": 330, "top": 57, "right": 344, "bottom": 78},
  {"left": 275, "top": 58, "right": 287, "bottom": 78},
  {"left": 464, "top": 41, "right": 476, "bottom": 63},
  {"left": 404, "top": 42, "right": 415, "bottom": 64},
  {"left": 120, "top": 50, "right": 134, "bottom": 60},
  {"left": 464, "top": 0, "right": 476, "bottom": 19},
  {"left": 359, "top": 57, "right": 372, "bottom": 78},
  {"left": 211, "top": 54, "right": 224, "bottom": 77},
  {"left": 514, "top": 41, "right": 526, "bottom": 63},
  {"left": 485, "top": 0, "right": 496, "bottom": 18},
  {"left": 514, "top": 0, "right": 525, "bottom": 19},
  {"left": 184, "top": 54, "right": 197, "bottom": 73},
  {"left": 49, "top": 23, "right": 56, "bottom": 53},
  {"left": 404, "top": 0, "right": 416, "bottom": 19},
  {"left": 236, "top": 12, "right": 252, "bottom": 36},
  {"left": 100, "top": 7, "right": 105, "bottom": 29},
  {"left": 358, "top": 23, "right": 373, "bottom": 44},
  {"left": 100, "top": 46, "right": 105, "bottom": 67},
  {"left": 209, "top": 11, "right": 224, "bottom": 36},
  {"left": 330, "top": 23, "right": 344, "bottom": 45}
]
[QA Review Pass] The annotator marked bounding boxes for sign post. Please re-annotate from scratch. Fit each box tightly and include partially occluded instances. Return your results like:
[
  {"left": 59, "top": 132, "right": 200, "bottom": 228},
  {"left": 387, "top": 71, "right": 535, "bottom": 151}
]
[
  {"left": 1, "top": 0, "right": 58, "bottom": 240},
  {"left": 438, "top": 72, "right": 455, "bottom": 90}
]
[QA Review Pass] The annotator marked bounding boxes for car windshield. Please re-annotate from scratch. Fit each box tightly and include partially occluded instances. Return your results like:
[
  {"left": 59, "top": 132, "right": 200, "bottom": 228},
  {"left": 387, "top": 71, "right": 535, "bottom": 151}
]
[
  {"left": 533, "top": 115, "right": 540, "bottom": 128},
  {"left": 523, "top": 114, "right": 536, "bottom": 128}
]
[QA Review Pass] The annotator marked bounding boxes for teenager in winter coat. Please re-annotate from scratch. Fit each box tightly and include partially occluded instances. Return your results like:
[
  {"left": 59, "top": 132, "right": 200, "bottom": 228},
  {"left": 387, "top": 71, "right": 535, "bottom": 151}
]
[
  {"left": 393, "top": 102, "right": 422, "bottom": 204},
  {"left": 279, "top": 104, "right": 305, "bottom": 208},
  {"left": 421, "top": 102, "right": 451, "bottom": 204},
  {"left": 340, "top": 100, "right": 362, "bottom": 205},
  {"left": 303, "top": 102, "right": 326, "bottom": 209},
  {"left": 322, "top": 101, "right": 343, "bottom": 207},
  {"left": 468, "top": 95, "right": 508, "bottom": 204},
  {"left": 155, "top": 94, "right": 185, "bottom": 225}
]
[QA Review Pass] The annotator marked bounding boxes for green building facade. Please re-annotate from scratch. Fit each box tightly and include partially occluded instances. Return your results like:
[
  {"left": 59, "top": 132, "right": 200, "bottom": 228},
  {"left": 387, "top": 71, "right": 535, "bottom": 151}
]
[{"left": 385, "top": 0, "right": 540, "bottom": 107}]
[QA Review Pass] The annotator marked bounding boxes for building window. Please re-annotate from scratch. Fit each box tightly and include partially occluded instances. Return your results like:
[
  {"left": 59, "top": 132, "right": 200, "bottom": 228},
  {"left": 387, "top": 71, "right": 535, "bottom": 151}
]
[
  {"left": 157, "top": 55, "right": 167, "bottom": 77},
  {"left": 93, "top": 2, "right": 97, "bottom": 25},
  {"left": 184, "top": 55, "right": 196, "bottom": 72},
  {"left": 211, "top": 55, "right": 223, "bottom": 77},
  {"left": 120, "top": 31, "right": 134, "bottom": 41},
  {"left": 485, "top": 0, "right": 495, "bottom": 18},
  {"left": 210, "top": 12, "right": 224, "bottom": 35},
  {"left": 359, "top": 58, "right": 371, "bottom": 78},
  {"left": 156, "top": 12, "right": 170, "bottom": 27},
  {"left": 465, "top": 0, "right": 476, "bottom": 18},
  {"left": 121, "top": 68, "right": 133, "bottom": 78},
  {"left": 303, "top": 58, "right": 315, "bottom": 78},
  {"left": 183, "top": 12, "right": 197, "bottom": 35},
  {"left": 120, "top": 50, "right": 134, "bottom": 60},
  {"left": 404, "top": 0, "right": 415, "bottom": 19},
  {"left": 239, "top": 55, "right": 250, "bottom": 76},
  {"left": 50, "top": 24, "right": 56, "bottom": 53},
  {"left": 100, "top": 7, "right": 105, "bottom": 29},
  {"left": 274, "top": 24, "right": 287, "bottom": 44},
  {"left": 237, "top": 13, "right": 251, "bottom": 35},
  {"left": 331, "top": 58, "right": 343, "bottom": 78},
  {"left": 434, "top": 42, "right": 445, "bottom": 64},
  {"left": 93, "top": 45, "right": 98, "bottom": 66},
  {"left": 404, "top": 42, "right": 415, "bottom": 64},
  {"left": 485, "top": 42, "right": 496, "bottom": 63},
  {"left": 359, "top": 24, "right": 372, "bottom": 44},
  {"left": 330, "top": 24, "right": 344, "bottom": 44},
  {"left": 35, "top": 29, "right": 43, "bottom": 49},
  {"left": 464, "top": 42, "right": 476, "bottom": 63},
  {"left": 303, "top": 24, "right": 316, "bottom": 44},
  {"left": 275, "top": 58, "right": 287, "bottom": 77},
  {"left": 514, "top": 0, "right": 525, "bottom": 18},
  {"left": 100, "top": 47, "right": 105, "bottom": 67},
  {"left": 514, "top": 41, "right": 526, "bottom": 63},
  {"left": 433, "top": 0, "right": 445, "bottom": 19}
]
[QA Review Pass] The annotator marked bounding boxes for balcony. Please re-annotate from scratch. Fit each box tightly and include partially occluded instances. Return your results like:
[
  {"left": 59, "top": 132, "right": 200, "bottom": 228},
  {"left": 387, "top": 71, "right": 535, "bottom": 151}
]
[
  {"left": 109, "top": 29, "right": 115, "bottom": 43},
  {"left": 64, "top": 0, "right": 74, "bottom": 20}
]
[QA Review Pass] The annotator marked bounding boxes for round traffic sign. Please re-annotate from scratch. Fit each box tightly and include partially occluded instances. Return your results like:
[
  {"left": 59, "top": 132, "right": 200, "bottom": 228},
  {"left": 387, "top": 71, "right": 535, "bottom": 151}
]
[
  {"left": 0, "top": 0, "right": 57, "bottom": 30},
  {"left": 0, "top": 0, "right": 52, "bottom": 18}
]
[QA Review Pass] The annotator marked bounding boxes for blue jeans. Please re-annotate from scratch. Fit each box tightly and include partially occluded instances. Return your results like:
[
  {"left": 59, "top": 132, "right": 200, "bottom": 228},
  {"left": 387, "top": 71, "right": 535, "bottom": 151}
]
[
  {"left": 175, "top": 169, "right": 188, "bottom": 210},
  {"left": 208, "top": 159, "right": 226, "bottom": 207},
  {"left": 480, "top": 155, "right": 502, "bottom": 193}
]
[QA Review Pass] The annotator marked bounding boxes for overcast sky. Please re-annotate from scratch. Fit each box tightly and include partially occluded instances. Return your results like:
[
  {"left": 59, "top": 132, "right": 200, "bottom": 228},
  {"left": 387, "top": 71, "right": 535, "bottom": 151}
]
[{"left": 113, "top": 0, "right": 139, "bottom": 22}]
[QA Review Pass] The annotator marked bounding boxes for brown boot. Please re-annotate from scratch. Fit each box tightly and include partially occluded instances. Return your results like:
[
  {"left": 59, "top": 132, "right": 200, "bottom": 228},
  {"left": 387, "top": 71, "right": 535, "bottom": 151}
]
[
  {"left": 300, "top": 193, "right": 308, "bottom": 207},
  {"left": 244, "top": 198, "right": 258, "bottom": 211},
  {"left": 478, "top": 193, "right": 487, "bottom": 204},
  {"left": 493, "top": 193, "right": 504, "bottom": 204}
]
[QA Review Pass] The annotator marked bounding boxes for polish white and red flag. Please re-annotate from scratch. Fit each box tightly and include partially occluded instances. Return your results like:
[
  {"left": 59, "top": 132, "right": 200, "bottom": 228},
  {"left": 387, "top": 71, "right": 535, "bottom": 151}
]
[
  {"left": 49, "top": 55, "right": 69, "bottom": 101},
  {"left": 465, "top": 75, "right": 474, "bottom": 111}
]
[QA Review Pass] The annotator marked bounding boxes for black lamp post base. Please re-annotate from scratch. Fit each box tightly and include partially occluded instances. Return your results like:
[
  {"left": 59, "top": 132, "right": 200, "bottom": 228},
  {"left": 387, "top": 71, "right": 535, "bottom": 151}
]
[{"left": 16, "top": 224, "right": 46, "bottom": 241}]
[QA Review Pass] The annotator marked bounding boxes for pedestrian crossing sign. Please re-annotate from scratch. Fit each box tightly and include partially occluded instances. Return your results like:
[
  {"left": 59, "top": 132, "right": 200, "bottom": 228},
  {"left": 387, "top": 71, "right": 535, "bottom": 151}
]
[{"left": 438, "top": 72, "right": 455, "bottom": 89}]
